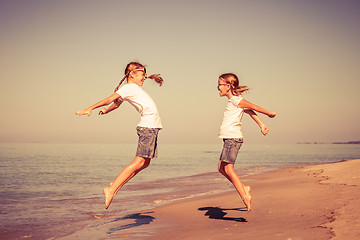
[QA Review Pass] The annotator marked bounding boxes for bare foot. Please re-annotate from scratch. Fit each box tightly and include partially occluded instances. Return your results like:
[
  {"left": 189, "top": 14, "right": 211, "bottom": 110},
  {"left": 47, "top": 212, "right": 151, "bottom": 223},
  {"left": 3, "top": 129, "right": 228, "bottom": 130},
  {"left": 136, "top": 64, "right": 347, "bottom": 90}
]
[
  {"left": 244, "top": 186, "right": 252, "bottom": 211},
  {"left": 243, "top": 194, "right": 252, "bottom": 212},
  {"left": 103, "top": 187, "right": 115, "bottom": 209}
]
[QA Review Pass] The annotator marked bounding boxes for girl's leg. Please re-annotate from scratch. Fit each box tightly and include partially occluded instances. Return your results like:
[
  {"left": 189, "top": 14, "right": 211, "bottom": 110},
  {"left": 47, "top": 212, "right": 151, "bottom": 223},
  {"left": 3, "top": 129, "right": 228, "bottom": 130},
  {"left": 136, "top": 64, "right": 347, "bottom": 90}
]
[
  {"left": 218, "top": 161, "right": 251, "bottom": 194},
  {"left": 218, "top": 161, "right": 252, "bottom": 211},
  {"left": 103, "top": 156, "right": 151, "bottom": 209},
  {"left": 218, "top": 160, "right": 232, "bottom": 182}
]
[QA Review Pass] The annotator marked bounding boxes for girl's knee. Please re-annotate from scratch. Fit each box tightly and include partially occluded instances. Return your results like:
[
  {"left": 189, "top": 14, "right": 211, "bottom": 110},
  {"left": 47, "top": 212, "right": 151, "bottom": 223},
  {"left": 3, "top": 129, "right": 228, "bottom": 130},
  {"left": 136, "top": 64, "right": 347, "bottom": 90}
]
[
  {"left": 218, "top": 162, "right": 228, "bottom": 176},
  {"left": 218, "top": 165, "right": 226, "bottom": 175},
  {"left": 137, "top": 156, "right": 151, "bottom": 168},
  {"left": 143, "top": 158, "right": 151, "bottom": 168},
  {"left": 218, "top": 161, "right": 224, "bottom": 173},
  {"left": 134, "top": 156, "right": 150, "bottom": 168}
]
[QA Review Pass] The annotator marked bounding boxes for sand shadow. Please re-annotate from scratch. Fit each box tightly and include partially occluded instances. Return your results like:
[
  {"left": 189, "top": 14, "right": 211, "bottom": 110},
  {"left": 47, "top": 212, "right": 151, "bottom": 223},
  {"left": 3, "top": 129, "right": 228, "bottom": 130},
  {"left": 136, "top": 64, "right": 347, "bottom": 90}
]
[
  {"left": 106, "top": 212, "right": 155, "bottom": 234},
  {"left": 198, "top": 207, "right": 247, "bottom": 222}
]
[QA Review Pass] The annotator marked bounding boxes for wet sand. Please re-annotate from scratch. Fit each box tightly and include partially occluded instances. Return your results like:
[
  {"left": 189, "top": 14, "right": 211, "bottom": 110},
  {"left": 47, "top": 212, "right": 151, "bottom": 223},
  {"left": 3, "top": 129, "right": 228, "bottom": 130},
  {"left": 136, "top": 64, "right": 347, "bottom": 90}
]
[
  {"left": 147, "top": 159, "right": 360, "bottom": 240},
  {"left": 58, "top": 159, "right": 360, "bottom": 240}
]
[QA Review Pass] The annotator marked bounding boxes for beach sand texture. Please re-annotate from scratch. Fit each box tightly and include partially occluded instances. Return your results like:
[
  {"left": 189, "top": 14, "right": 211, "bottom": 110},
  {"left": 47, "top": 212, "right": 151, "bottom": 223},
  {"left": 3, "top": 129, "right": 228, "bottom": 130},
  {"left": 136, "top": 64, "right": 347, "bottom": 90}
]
[{"left": 59, "top": 159, "right": 360, "bottom": 240}]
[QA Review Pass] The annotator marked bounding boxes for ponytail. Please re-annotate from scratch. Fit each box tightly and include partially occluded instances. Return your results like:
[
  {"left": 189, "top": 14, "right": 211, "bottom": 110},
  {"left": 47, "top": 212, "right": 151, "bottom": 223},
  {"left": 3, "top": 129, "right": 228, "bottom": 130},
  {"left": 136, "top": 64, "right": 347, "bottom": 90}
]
[
  {"left": 219, "top": 73, "right": 249, "bottom": 95},
  {"left": 148, "top": 74, "right": 163, "bottom": 86},
  {"left": 113, "top": 62, "right": 164, "bottom": 103},
  {"left": 232, "top": 85, "right": 249, "bottom": 95}
]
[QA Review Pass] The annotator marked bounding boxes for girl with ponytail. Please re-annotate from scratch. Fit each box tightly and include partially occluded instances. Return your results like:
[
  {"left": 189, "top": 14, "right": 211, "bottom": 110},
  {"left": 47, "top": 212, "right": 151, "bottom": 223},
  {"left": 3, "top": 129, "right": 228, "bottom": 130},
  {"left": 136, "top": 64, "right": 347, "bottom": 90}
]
[
  {"left": 76, "top": 62, "right": 163, "bottom": 209},
  {"left": 217, "top": 73, "right": 276, "bottom": 211}
]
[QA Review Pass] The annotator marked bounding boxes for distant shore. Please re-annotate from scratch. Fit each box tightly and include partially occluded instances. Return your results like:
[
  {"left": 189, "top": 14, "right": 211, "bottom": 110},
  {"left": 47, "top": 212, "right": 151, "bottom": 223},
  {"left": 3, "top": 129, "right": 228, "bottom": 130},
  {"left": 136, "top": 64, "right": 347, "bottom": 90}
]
[
  {"left": 58, "top": 159, "right": 360, "bottom": 240},
  {"left": 298, "top": 140, "right": 360, "bottom": 144},
  {"left": 332, "top": 140, "right": 360, "bottom": 144}
]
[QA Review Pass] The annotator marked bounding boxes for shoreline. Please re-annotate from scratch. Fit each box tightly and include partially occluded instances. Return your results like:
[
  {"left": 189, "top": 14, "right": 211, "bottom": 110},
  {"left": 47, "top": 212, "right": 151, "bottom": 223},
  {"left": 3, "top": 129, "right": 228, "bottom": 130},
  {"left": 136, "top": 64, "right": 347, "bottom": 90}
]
[{"left": 57, "top": 159, "right": 360, "bottom": 240}]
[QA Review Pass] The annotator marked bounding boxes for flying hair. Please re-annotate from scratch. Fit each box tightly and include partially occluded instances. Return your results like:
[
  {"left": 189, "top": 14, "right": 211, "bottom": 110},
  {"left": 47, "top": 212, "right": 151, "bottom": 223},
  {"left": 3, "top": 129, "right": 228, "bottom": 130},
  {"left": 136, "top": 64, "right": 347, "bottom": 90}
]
[
  {"left": 219, "top": 73, "right": 249, "bottom": 95},
  {"left": 113, "top": 62, "right": 164, "bottom": 104}
]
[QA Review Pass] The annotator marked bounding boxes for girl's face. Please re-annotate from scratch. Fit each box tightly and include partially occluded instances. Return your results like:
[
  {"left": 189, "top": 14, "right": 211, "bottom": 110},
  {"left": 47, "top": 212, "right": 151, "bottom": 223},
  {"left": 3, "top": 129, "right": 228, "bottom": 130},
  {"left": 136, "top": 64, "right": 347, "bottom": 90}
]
[
  {"left": 217, "top": 78, "right": 231, "bottom": 98},
  {"left": 129, "top": 70, "right": 147, "bottom": 86}
]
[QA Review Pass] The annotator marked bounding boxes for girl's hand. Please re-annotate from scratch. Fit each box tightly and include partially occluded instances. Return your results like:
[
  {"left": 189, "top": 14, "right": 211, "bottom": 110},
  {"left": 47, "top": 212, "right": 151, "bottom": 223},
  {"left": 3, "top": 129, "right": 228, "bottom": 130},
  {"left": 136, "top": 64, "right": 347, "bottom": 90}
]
[
  {"left": 98, "top": 108, "right": 107, "bottom": 115},
  {"left": 75, "top": 109, "right": 92, "bottom": 116},
  {"left": 268, "top": 112, "right": 276, "bottom": 118},
  {"left": 260, "top": 125, "right": 269, "bottom": 135}
]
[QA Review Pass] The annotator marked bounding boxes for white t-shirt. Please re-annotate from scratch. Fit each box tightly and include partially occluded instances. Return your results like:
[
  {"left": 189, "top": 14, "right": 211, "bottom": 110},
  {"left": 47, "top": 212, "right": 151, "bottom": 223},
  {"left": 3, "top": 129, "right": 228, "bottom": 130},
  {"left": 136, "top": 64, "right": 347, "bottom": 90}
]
[
  {"left": 116, "top": 83, "right": 162, "bottom": 129},
  {"left": 218, "top": 95, "right": 244, "bottom": 138}
]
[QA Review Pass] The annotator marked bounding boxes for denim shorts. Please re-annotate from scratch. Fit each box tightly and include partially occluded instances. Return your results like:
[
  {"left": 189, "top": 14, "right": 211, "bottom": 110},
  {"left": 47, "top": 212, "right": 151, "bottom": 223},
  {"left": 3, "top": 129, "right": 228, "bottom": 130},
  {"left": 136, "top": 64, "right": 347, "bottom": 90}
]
[
  {"left": 136, "top": 127, "right": 161, "bottom": 159},
  {"left": 220, "top": 138, "right": 244, "bottom": 164}
]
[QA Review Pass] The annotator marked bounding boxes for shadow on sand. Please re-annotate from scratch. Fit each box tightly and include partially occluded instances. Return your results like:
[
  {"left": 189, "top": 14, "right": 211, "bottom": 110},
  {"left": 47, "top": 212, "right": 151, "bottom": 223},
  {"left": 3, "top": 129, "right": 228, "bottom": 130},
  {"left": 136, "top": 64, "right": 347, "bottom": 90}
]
[
  {"left": 106, "top": 212, "right": 155, "bottom": 234},
  {"left": 198, "top": 207, "right": 247, "bottom": 222}
]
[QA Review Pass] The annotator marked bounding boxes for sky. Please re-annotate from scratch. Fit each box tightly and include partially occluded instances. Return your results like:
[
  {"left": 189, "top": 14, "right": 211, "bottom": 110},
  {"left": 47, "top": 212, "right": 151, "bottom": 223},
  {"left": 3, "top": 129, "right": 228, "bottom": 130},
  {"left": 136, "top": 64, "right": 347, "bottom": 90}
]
[{"left": 0, "top": 0, "right": 359, "bottom": 144}]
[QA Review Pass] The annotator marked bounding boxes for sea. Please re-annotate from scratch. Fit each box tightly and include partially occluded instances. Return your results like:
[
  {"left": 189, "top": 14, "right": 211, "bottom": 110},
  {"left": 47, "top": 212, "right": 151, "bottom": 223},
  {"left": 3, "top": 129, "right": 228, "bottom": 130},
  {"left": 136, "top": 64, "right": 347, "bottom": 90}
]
[{"left": 1, "top": 143, "right": 360, "bottom": 239}]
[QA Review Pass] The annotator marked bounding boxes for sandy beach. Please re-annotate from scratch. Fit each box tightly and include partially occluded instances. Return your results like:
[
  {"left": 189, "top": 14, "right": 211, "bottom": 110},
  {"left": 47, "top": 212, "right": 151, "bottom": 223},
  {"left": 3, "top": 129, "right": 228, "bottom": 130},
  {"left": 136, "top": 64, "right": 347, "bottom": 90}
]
[{"left": 57, "top": 159, "right": 360, "bottom": 240}]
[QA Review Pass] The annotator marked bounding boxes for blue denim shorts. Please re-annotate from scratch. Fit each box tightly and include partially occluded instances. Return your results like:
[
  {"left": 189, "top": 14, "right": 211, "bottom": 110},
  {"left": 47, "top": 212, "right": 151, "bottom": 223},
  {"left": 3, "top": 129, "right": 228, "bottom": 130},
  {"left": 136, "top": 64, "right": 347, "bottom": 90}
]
[
  {"left": 136, "top": 127, "right": 161, "bottom": 159},
  {"left": 220, "top": 138, "right": 244, "bottom": 164}
]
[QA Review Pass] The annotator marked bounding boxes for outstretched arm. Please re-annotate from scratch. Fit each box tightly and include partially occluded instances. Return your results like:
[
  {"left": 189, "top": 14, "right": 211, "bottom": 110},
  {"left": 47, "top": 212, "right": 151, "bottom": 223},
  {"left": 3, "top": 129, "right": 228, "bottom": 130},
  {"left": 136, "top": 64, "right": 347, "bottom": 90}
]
[
  {"left": 239, "top": 99, "right": 276, "bottom": 118},
  {"left": 99, "top": 100, "right": 123, "bottom": 115},
  {"left": 75, "top": 93, "right": 121, "bottom": 116},
  {"left": 244, "top": 110, "right": 269, "bottom": 135}
]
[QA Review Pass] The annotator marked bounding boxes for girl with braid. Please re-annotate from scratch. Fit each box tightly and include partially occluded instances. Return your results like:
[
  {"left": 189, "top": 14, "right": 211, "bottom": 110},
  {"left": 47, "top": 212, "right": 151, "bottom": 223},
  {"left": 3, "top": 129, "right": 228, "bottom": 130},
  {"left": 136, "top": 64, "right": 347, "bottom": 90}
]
[
  {"left": 217, "top": 73, "right": 276, "bottom": 211},
  {"left": 76, "top": 62, "right": 163, "bottom": 209}
]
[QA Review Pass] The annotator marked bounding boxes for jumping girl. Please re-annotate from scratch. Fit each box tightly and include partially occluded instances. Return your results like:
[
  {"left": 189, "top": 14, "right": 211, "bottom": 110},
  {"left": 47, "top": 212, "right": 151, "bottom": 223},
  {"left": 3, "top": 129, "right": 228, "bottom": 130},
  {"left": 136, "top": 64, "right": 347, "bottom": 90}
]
[
  {"left": 217, "top": 73, "right": 276, "bottom": 211},
  {"left": 75, "top": 62, "right": 163, "bottom": 209}
]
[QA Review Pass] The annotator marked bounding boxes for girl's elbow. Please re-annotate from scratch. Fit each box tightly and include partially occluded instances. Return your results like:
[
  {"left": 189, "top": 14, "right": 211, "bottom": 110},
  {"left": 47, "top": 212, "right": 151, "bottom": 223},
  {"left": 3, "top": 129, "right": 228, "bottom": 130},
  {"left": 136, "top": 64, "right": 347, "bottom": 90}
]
[{"left": 115, "top": 100, "right": 123, "bottom": 107}]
